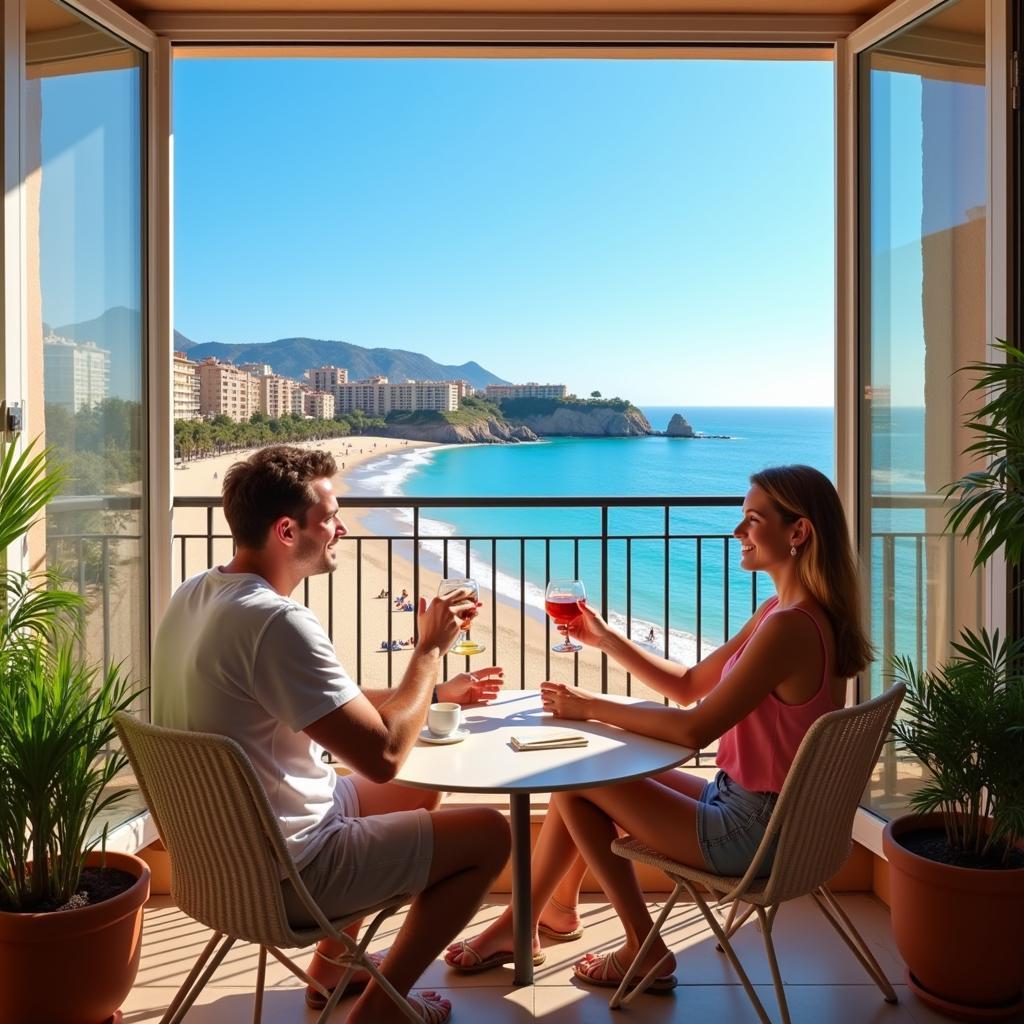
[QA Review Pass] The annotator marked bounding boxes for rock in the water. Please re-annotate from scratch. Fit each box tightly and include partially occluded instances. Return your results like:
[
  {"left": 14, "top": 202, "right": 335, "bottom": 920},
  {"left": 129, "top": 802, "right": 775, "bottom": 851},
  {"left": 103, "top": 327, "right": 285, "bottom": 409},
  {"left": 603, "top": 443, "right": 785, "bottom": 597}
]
[{"left": 665, "top": 413, "right": 695, "bottom": 438}]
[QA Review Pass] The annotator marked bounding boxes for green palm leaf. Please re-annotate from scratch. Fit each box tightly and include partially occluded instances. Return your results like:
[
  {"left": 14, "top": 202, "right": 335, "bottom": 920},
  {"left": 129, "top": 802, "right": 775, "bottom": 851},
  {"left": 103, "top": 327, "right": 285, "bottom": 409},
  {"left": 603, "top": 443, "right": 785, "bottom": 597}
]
[{"left": 0, "top": 439, "right": 65, "bottom": 554}]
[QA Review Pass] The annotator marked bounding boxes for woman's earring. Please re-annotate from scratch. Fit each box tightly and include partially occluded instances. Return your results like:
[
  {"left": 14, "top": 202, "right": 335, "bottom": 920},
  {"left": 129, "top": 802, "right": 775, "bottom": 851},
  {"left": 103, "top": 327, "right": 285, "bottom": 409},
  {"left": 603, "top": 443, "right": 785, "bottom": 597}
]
[{"left": 790, "top": 545, "right": 798, "bottom": 557}]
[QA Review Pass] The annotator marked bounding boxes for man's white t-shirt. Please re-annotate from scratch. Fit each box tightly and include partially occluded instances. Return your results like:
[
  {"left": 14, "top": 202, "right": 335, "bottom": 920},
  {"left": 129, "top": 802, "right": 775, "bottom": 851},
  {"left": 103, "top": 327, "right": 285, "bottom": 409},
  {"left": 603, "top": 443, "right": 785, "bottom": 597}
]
[{"left": 152, "top": 568, "right": 361, "bottom": 869}]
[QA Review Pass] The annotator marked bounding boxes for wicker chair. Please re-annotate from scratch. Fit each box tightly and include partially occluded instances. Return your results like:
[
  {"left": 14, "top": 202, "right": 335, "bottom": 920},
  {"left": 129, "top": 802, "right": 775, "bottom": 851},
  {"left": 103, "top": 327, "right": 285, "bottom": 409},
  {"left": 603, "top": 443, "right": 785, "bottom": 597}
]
[
  {"left": 609, "top": 683, "right": 906, "bottom": 1024},
  {"left": 114, "top": 713, "right": 419, "bottom": 1024}
]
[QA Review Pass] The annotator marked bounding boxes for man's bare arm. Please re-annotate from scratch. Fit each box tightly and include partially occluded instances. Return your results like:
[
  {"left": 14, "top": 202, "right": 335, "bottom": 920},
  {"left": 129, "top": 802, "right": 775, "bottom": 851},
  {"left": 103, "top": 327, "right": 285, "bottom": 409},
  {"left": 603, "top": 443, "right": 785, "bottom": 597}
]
[{"left": 304, "top": 590, "right": 473, "bottom": 782}]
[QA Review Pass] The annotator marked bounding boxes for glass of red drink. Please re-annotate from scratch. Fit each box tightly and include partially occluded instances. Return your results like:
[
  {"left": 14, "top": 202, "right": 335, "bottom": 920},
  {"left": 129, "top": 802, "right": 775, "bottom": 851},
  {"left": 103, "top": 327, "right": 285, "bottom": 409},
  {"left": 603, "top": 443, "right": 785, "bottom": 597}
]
[{"left": 545, "top": 579, "right": 586, "bottom": 653}]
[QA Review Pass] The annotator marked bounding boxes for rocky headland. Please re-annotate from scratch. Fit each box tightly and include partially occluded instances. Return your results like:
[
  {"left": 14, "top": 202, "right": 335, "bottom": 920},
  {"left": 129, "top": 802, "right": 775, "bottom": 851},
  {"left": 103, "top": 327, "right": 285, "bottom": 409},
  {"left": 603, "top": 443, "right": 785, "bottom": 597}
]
[
  {"left": 509, "top": 404, "right": 652, "bottom": 437},
  {"left": 369, "top": 417, "right": 537, "bottom": 445},
  {"left": 371, "top": 395, "right": 654, "bottom": 444}
]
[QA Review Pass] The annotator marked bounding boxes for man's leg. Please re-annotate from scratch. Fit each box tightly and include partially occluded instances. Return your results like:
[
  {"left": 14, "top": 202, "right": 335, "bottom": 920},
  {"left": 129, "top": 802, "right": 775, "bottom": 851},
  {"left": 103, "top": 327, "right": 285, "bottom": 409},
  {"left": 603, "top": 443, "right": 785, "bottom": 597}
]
[
  {"left": 348, "top": 804, "right": 510, "bottom": 1024},
  {"left": 306, "top": 778, "right": 441, "bottom": 995}
]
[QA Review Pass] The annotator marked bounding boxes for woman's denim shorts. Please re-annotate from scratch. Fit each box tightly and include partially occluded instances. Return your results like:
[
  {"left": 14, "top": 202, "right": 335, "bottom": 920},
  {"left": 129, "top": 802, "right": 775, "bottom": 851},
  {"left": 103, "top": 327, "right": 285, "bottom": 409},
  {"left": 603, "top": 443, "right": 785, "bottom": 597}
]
[{"left": 695, "top": 770, "right": 779, "bottom": 877}]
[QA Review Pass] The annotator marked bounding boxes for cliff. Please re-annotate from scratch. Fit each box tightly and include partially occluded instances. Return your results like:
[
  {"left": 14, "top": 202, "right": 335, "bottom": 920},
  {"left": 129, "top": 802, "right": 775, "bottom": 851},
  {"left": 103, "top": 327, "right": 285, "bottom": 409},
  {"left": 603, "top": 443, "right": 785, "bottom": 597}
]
[
  {"left": 370, "top": 413, "right": 537, "bottom": 445},
  {"left": 370, "top": 395, "right": 651, "bottom": 444},
  {"left": 497, "top": 398, "right": 652, "bottom": 437}
]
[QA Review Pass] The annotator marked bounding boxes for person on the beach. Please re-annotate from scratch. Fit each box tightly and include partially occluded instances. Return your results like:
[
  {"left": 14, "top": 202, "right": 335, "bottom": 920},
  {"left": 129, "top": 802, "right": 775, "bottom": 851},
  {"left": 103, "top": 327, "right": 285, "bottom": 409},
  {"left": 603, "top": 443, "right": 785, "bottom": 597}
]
[
  {"left": 445, "top": 465, "right": 871, "bottom": 991},
  {"left": 646, "top": 627, "right": 656, "bottom": 644},
  {"left": 153, "top": 445, "right": 509, "bottom": 1024}
]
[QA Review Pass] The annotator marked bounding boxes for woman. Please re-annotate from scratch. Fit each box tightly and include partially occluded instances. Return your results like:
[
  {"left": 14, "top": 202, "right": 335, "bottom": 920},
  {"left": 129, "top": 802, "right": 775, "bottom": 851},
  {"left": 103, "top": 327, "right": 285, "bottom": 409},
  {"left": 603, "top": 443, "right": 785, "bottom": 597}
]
[{"left": 446, "top": 465, "right": 872, "bottom": 989}]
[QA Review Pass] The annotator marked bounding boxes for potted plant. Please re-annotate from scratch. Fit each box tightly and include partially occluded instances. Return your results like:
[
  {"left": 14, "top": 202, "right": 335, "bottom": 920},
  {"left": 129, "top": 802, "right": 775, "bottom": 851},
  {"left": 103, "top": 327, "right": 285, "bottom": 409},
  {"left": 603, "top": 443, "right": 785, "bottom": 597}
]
[
  {"left": 884, "top": 341, "right": 1024, "bottom": 1022},
  {"left": 0, "top": 439, "right": 149, "bottom": 1024}
]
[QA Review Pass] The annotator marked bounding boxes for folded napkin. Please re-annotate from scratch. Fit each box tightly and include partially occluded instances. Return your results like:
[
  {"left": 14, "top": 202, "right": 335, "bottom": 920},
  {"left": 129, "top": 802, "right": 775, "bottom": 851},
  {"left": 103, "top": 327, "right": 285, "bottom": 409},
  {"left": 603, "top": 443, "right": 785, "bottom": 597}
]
[{"left": 510, "top": 729, "right": 588, "bottom": 751}]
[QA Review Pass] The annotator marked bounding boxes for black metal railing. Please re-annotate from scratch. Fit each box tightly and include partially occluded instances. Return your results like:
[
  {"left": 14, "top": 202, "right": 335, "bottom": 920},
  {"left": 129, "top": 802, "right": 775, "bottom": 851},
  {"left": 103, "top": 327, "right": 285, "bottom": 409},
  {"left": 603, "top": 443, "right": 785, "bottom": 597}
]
[
  {"left": 43, "top": 492, "right": 947, "bottom": 726},
  {"left": 46, "top": 494, "right": 143, "bottom": 675}
]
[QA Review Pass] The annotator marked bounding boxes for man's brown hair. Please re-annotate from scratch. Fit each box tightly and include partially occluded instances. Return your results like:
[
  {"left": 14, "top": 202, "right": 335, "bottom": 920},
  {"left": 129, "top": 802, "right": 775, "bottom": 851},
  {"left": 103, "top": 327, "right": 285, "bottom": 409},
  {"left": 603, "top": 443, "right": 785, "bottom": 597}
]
[{"left": 222, "top": 445, "right": 338, "bottom": 549}]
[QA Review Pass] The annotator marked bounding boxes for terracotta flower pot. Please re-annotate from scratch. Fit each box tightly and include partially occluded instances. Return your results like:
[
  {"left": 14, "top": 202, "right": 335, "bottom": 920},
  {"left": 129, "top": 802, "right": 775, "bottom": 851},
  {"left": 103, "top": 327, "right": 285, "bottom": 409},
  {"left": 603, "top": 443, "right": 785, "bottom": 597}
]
[
  {"left": 883, "top": 812, "right": 1024, "bottom": 1021},
  {"left": 0, "top": 850, "right": 151, "bottom": 1024}
]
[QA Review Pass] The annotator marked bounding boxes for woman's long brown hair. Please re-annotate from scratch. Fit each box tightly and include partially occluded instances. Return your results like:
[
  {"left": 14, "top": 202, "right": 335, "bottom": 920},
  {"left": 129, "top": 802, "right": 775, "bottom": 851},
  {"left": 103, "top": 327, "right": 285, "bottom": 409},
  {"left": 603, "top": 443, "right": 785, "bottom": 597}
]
[{"left": 750, "top": 465, "right": 873, "bottom": 678}]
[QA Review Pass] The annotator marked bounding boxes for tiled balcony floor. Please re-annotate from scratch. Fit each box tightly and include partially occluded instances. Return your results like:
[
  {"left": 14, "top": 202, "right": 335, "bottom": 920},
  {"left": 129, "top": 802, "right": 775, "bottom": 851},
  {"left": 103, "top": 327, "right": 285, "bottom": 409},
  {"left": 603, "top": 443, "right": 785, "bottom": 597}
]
[{"left": 124, "top": 891, "right": 961, "bottom": 1022}]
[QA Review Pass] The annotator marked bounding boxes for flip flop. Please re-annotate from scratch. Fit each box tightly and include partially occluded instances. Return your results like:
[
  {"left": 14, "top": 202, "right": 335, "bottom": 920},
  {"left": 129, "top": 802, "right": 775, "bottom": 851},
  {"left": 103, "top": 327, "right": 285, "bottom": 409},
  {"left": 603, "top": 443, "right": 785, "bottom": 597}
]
[
  {"left": 573, "top": 950, "right": 677, "bottom": 993},
  {"left": 538, "top": 896, "right": 584, "bottom": 942},
  {"left": 443, "top": 938, "right": 546, "bottom": 974},
  {"left": 409, "top": 991, "right": 452, "bottom": 1024},
  {"left": 538, "top": 921, "right": 585, "bottom": 943},
  {"left": 304, "top": 950, "right": 383, "bottom": 1010}
]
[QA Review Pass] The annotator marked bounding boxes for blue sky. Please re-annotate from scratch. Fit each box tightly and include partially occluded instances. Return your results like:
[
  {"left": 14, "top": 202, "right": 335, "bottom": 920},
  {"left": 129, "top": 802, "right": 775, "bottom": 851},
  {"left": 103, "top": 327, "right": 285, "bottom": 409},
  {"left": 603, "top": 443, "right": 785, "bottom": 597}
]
[{"left": 173, "top": 57, "right": 836, "bottom": 406}]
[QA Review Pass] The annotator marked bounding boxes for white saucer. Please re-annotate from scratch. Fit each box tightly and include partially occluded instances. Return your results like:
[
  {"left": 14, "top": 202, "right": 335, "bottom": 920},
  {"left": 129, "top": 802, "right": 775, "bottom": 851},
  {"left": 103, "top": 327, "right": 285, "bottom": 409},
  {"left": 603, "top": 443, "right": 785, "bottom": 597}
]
[{"left": 419, "top": 727, "right": 469, "bottom": 745}]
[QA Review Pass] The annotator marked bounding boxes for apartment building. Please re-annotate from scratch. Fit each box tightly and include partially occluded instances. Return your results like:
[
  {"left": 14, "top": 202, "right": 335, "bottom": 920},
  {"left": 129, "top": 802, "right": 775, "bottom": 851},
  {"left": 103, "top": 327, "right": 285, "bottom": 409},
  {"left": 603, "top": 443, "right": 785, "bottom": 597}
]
[
  {"left": 43, "top": 334, "right": 111, "bottom": 412},
  {"left": 238, "top": 362, "right": 273, "bottom": 377},
  {"left": 172, "top": 351, "right": 201, "bottom": 421},
  {"left": 306, "top": 365, "right": 349, "bottom": 391},
  {"left": 333, "top": 376, "right": 459, "bottom": 416},
  {"left": 259, "top": 374, "right": 298, "bottom": 419},
  {"left": 303, "top": 390, "right": 335, "bottom": 420},
  {"left": 197, "top": 358, "right": 260, "bottom": 420},
  {"left": 483, "top": 383, "right": 567, "bottom": 400}
]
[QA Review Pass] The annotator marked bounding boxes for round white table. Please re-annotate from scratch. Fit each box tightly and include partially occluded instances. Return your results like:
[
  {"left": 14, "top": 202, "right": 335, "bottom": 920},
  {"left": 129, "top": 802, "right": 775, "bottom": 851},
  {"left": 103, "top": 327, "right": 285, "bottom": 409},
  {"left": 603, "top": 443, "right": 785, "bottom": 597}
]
[{"left": 394, "top": 689, "right": 695, "bottom": 985}]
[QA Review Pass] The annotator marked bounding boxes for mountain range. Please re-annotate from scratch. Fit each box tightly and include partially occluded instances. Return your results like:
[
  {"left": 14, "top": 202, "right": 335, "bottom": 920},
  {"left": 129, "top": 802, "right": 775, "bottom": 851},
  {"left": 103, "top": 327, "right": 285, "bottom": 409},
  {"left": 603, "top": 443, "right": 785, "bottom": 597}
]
[{"left": 51, "top": 307, "right": 510, "bottom": 395}]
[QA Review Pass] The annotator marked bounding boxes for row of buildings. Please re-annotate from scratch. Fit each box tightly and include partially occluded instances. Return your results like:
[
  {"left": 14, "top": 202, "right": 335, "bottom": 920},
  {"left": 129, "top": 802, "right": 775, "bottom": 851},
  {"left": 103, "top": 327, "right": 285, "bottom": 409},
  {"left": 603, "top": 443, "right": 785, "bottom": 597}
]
[
  {"left": 173, "top": 353, "right": 568, "bottom": 423},
  {"left": 45, "top": 335, "right": 570, "bottom": 422}
]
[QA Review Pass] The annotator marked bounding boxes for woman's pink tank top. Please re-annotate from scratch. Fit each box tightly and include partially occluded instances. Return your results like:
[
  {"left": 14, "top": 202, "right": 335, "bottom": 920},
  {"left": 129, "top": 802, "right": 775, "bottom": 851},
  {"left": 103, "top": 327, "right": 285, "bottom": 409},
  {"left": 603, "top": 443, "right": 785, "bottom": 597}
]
[{"left": 716, "top": 596, "right": 838, "bottom": 793}]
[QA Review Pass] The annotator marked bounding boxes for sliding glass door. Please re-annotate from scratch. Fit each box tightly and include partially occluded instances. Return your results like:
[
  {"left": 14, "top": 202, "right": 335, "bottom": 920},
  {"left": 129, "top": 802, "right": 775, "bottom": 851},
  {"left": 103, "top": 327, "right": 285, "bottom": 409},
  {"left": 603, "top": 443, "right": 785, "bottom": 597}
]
[{"left": 859, "top": 0, "right": 986, "bottom": 819}]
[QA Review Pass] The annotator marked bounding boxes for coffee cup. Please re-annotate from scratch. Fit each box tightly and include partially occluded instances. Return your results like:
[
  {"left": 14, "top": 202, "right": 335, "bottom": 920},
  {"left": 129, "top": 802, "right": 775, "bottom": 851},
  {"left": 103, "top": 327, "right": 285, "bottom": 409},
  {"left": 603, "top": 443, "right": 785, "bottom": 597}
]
[{"left": 427, "top": 701, "right": 461, "bottom": 737}]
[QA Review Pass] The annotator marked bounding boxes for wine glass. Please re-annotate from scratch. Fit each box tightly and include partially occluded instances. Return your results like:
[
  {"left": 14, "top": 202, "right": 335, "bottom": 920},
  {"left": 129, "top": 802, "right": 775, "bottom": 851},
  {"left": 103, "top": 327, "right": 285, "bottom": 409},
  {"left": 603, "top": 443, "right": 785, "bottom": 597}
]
[
  {"left": 545, "top": 579, "right": 586, "bottom": 653},
  {"left": 438, "top": 577, "right": 485, "bottom": 656}
]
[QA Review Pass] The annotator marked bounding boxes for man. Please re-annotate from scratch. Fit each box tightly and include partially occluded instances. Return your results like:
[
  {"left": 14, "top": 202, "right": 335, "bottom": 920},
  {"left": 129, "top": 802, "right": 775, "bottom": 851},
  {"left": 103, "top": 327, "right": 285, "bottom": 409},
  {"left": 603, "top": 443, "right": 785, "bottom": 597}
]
[{"left": 153, "top": 445, "right": 510, "bottom": 1024}]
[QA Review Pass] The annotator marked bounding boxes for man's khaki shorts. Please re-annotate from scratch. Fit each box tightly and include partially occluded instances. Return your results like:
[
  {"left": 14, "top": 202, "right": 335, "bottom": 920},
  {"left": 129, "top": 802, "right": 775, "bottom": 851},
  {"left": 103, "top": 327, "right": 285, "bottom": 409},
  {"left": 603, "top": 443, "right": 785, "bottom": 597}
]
[{"left": 281, "top": 777, "right": 434, "bottom": 926}]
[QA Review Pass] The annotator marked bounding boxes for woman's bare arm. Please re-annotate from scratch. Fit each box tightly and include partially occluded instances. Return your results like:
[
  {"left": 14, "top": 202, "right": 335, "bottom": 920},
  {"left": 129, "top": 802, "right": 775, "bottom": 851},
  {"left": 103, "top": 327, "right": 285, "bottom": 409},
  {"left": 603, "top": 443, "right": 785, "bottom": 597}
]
[
  {"left": 568, "top": 599, "right": 773, "bottom": 706},
  {"left": 541, "top": 610, "right": 819, "bottom": 749}
]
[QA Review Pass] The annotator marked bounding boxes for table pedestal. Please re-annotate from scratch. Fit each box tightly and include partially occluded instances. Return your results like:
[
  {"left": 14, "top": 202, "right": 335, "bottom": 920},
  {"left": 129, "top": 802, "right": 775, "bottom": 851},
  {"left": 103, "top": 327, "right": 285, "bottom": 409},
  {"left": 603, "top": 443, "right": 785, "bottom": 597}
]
[{"left": 510, "top": 793, "right": 533, "bottom": 986}]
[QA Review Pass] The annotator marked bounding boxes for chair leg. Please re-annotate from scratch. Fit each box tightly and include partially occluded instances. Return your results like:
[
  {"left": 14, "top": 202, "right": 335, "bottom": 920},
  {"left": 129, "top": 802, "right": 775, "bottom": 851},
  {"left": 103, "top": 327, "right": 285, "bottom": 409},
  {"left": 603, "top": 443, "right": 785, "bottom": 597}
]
[
  {"left": 811, "top": 886, "right": 897, "bottom": 1002},
  {"left": 266, "top": 945, "right": 324, "bottom": 991},
  {"left": 251, "top": 946, "right": 267, "bottom": 1024},
  {"left": 160, "top": 931, "right": 224, "bottom": 1024},
  {"left": 611, "top": 883, "right": 683, "bottom": 1010},
  {"left": 682, "top": 881, "right": 774, "bottom": 1024},
  {"left": 165, "top": 933, "right": 237, "bottom": 1024},
  {"left": 716, "top": 900, "right": 757, "bottom": 950},
  {"left": 755, "top": 905, "right": 791, "bottom": 1024},
  {"left": 320, "top": 903, "right": 396, "bottom": 1016},
  {"left": 312, "top": 908, "right": 420, "bottom": 1024}
]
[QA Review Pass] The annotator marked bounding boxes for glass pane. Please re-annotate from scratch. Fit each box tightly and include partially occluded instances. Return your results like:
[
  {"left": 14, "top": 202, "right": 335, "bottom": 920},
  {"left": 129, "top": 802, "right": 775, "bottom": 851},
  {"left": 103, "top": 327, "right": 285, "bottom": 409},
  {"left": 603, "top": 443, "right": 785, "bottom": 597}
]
[
  {"left": 861, "top": 0, "right": 986, "bottom": 819},
  {"left": 24, "top": 0, "right": 148, "bottom": 835}
]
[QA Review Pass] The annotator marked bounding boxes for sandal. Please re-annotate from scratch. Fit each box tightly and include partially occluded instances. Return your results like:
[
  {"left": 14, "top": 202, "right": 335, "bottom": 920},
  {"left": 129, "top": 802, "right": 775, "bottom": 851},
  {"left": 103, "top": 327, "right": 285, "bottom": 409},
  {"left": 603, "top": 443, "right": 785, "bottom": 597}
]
[
  {"left": 409, "top": 991, "right": 452, "bottom": 1024},
  {"left": 573, "top": 949, "right": 677, "bottom": 993},
  {"left": 304, "top": 949, "right": 384, "bottom": 1010},
  {"left": 538, "top": 896, "right": 584, "bottom": 943},
  {"left": 443, "top": 938, "right": 545, "bottom": 974}
]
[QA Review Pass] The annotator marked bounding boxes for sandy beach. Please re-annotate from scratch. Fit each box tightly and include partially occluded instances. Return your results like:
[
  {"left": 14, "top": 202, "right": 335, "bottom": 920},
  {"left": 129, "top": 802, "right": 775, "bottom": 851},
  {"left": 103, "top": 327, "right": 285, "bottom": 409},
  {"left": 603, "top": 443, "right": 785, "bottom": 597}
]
[{"left": 173, "top": 436, "right": 668, "bottom": 702}]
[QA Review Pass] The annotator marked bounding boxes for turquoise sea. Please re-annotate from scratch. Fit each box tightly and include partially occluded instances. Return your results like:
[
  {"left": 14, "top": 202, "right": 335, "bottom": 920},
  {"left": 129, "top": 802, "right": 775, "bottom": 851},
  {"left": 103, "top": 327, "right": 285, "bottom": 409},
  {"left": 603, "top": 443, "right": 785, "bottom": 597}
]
[{"left": 351, "top": 407, "right": 840, "bottom": 661}]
